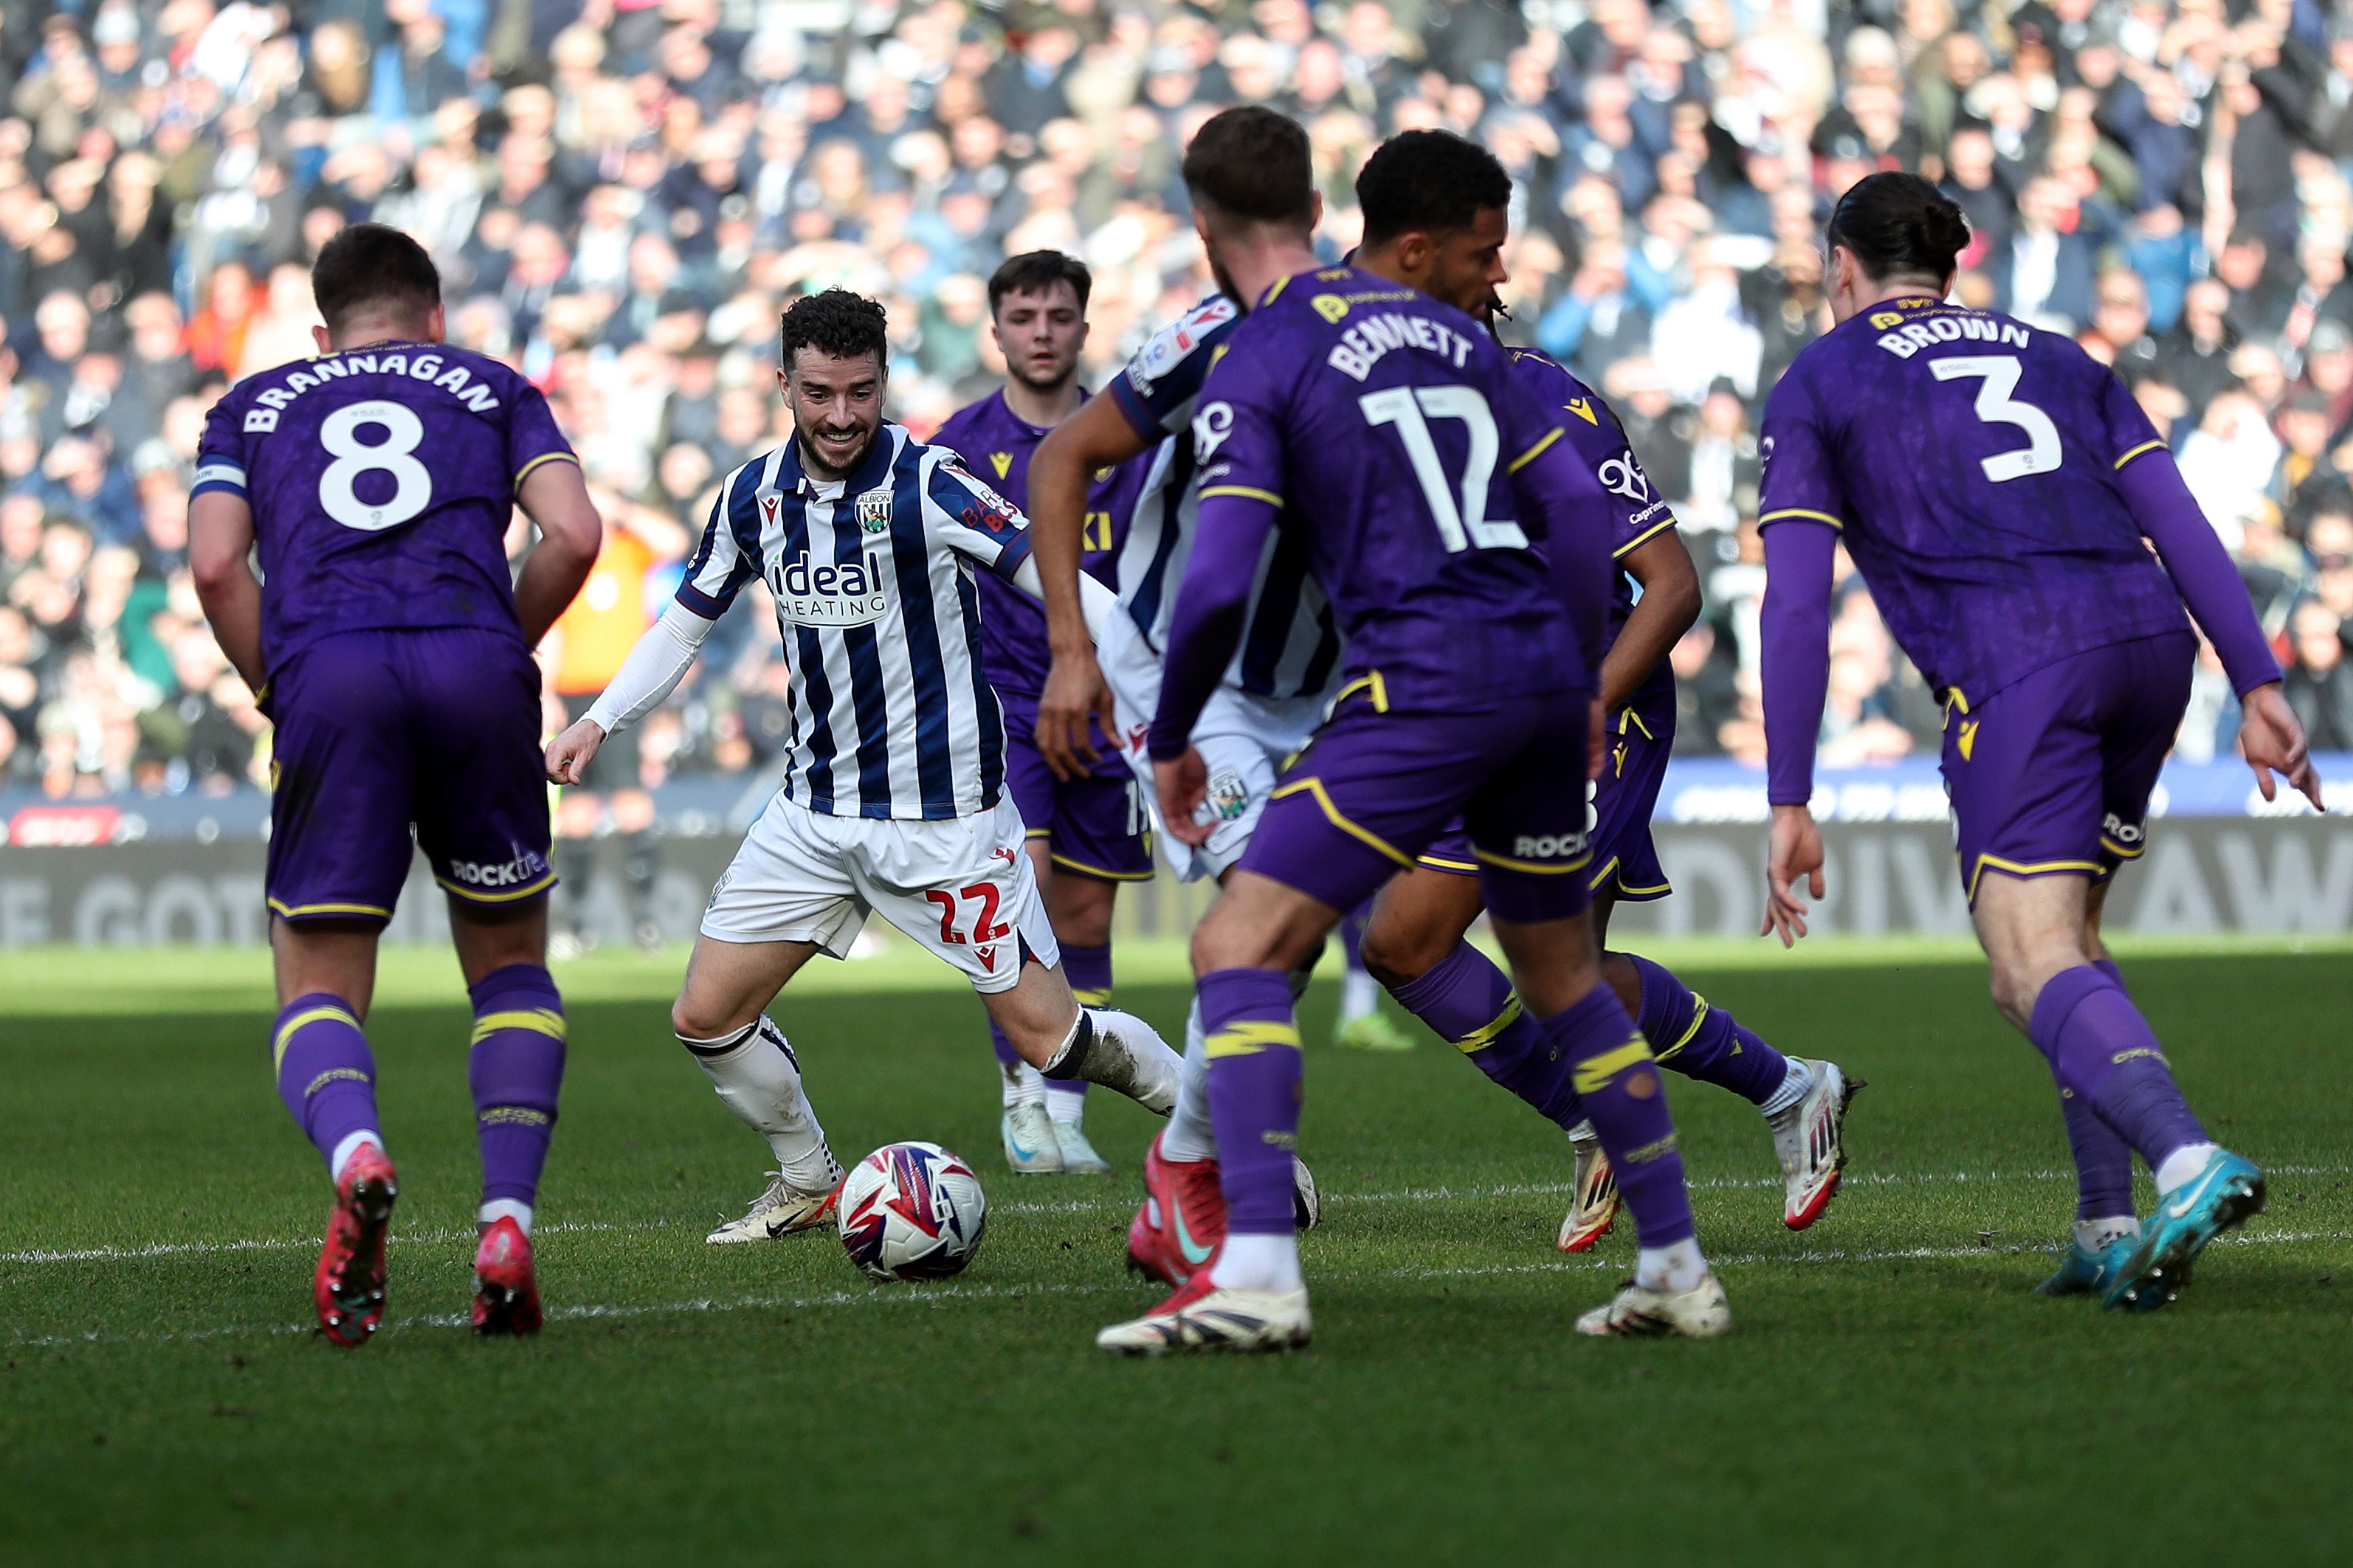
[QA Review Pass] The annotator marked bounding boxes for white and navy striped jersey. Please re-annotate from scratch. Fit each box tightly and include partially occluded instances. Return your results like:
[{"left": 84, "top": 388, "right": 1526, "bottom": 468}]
[
  {"left": 678, "top": 425, "right": 1031, "bottom": 821},
  {"left": 1109, "top": 295, "right": 1345, "bottom": 701}
]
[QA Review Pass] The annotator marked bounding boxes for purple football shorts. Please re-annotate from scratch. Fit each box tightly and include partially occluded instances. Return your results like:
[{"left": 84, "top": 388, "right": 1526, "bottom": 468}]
[
  {"left": 999, "top": 694, "right": 1154, "bottom": 882},
  {"left": 1941, "top": 630, "right": 2194, "bottom": 908},
  {"left": 1240, "top": 685, "right": 1595, "bottom": 924},
  {"left": 266, "top": 628, "right": 554, "bottom": 924},
  {"left": 1416, "top": 695, "right": 1673, "bottom": 904}
]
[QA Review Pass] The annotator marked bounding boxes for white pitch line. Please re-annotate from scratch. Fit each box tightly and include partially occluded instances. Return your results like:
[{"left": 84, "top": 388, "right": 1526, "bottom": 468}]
[
  {"left": 8, "top": 1164, "right": 2349, "bottom": 1267},
  {"left": 7, "top": 1228, "right": 2342, "bottom": 1352}
]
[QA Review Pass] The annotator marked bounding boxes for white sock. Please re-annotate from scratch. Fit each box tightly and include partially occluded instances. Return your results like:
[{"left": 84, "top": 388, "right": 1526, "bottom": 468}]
[
  {"left": 1760, "top": 1057, "right": 1813, "bottom": 1119},
  {"left": 683, "top": 1017, "right": 838, "bottom": 1191},
  {"left": 1047, "top": 1006, "right": 1182, "bottom": 1113},
  {"left": 1161, "top": 1001, "right": 1217, "bottom": 1161},
  {"left": 1565, "top": 1119, "right": 1596, "bottom": 1145},
  {"left": 329, "top": 1130, "right": 383, "bottom": 1182},
  {"left": 999, "top": 1057, "right": 1047, "bottom": 1110},
  {"left": 2154, "top": 1142, "right": 2221, "bottom": 1195},
  {"left": 2076, "top": 1215, "right": 2139, "bottom": 1251},
  {"left": 1044, "top": 1082, "right": 1085, "bottom": 1126},
  {"left": 1340, "top": 967, "right": 1379, "bottom": 1025},
  {"left": 480, "top": 1198, "right": 533, "bottom": 1235},
  {"left": 1209, "top": 1231, "right": 1303, "bottom": 1293},
  {"left": 1636, "top": 1238, "right": 1708, "bottom": 1294}
]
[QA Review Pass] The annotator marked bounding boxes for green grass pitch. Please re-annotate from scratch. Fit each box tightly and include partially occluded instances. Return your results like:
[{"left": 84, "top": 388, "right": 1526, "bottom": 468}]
[{"left": 2, "top": 938, "right": 2349, "bottom": 1566}]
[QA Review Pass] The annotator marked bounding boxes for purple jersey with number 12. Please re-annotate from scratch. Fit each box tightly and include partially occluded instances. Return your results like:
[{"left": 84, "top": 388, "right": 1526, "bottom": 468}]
[
  {"left": 1191, "top": 266, "right": 1594, "bottom": 708},
  {"left": 191, "top": 342, "right": 576, "bottom": 673},
  {"left": 1756, "top": 296, "right": 2188, "bottom": 707}
]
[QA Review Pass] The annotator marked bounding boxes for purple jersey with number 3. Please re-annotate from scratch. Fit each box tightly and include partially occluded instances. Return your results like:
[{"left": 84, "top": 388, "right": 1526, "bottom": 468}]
[
  {"left": 192, "top": 342, "right": 575, "bottom": 674},
  {"left": 1191, "top": 266, "right": 1590, "bottom": 708},
  {"left": 1756, "top": 297, "right": 2188, "bottom": 706}
]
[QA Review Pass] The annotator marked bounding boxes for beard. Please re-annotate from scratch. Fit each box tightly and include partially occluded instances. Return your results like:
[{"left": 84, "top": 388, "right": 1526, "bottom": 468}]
[
  {"left": 1006, "top": 353, "right": 1078, "bottom": 396},
  {"left": 796, "top": 420, "right": 879, "bottom": 480}
]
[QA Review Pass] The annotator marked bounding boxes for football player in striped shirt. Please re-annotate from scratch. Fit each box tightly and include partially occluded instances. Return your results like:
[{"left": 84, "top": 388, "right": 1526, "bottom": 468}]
[
  {"left": 546, "top": 289, "right": 1185, "bottom": 1243},
  {"left": 933, "top": 251, "right": 1154, "bottom": 1179}
]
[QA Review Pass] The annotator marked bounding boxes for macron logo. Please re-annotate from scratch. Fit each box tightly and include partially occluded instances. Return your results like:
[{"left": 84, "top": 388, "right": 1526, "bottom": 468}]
[{"left": 773, "top": 550, "right": 889, "bottom": 627}]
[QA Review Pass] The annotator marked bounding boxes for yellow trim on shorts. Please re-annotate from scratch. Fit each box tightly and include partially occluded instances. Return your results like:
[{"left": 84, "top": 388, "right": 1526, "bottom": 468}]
[
  {"left": 514, "top": 451, "right": 580, "bottom": 488},
  {"left": 1024, "top": 826, "right": 1053, "bottom": 839},
  {"left": 1471, "top": 844, "right": 1593, "bottom": 876},
  {"left": 1508, "top": 427, "right": 1563, "bottom": 472},
  {"left": 1267, "top": 778, "right": 1413, "bottom": 866},
  {"left": 1964, "top": 854, "right": 2104, "bottom": 908},
  {"left": 1047, "top": 850, "right": 1155, "bottom": 883},
  {"left": 1612, "top": 514, "right": 1677, "bottom": 558},
  {"left": 1329, "top": 671, "right": 1388, "bottom": 713},
  {"left": 436, "top": 868, "right": 559, "bottom": 905},
  {"left": 1616, "top": 707, "right": 1656, "bottom": 740},
  {"left": 1206, "top": 1019, "right": 1302, "bottom": 1057},
  {"left": 273, "top": 1003, "right": 361, "bottom": 1070},
  {"left": 471, "top": 1008, "right": 567, "bottom": 1046},
  {"left": 268, "top": 898, "right": 393, "bottom": 922},
  {"left": 2099, "top": 835, "right": 2148, "bottom": 861},
  {"left": 1416, "top": 852, "right": 1479, "bottom": 874},
  {"left": 2112, "top": 440, "right": 2166, "bottom": 470},
  {"left": 1199, "top": 485, "right": 1285, "bottom": 507},
  {"left": 1759, "top": 508, "right": 1844, "bottom": 530}
]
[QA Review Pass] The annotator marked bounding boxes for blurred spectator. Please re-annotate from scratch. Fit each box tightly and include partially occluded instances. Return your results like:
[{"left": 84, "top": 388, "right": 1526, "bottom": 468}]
[{"left": 2284, "top": 601, "right": 2353, "bottom": 751}]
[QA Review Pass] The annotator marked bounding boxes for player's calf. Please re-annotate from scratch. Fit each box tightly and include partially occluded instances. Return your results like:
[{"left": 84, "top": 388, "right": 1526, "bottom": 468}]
[{"left": 467, "top": 964, "right": 566, "bottom": 1239}]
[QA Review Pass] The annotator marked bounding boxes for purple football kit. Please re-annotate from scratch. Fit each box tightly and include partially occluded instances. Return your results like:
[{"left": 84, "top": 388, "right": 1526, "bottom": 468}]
[
  {"left": 1416, "top": 348, "right": 1677, "bottom": 905},
  {"left": 1151, "top": 266, "right": 1701, "bottom": 1257},
  {"left": 932, "top": 387, "right": 1153, "bottom": 883},
  {"left": 1756, "top": 295, "right": 2282, "bottom": 1241},
  {"left": 193, "top": 341, "right": 575, "bottom": 923},
  {"left": 1753, "top": 297, "right": 2277, "bottom": 900},
  {"left": 193, "top": 337, "right": 579, "bottom": 1285}
]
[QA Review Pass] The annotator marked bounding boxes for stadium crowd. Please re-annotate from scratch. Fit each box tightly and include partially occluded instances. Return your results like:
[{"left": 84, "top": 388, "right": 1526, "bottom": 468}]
[{"left": 6, "top": 0, "right": 2353, "bottom": 815}]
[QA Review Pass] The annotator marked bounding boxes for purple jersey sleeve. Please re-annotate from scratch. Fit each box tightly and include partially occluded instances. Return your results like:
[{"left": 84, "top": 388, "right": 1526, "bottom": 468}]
[
  {"left": 1755, "top": 366, "right": 1850, "bottom": 535},
  {"left": 192, "top": 390, "right": 252, "bottom": 502},
  {"left": 506, "top": 381, "right": 578, "bottom": 488},
  {"left": 1107, "top": 295, "right": 1241, "bottom": 442},
  {"left": 1760, "top": 519, "right": 1840, "bottom": 806},
  {"left": 2116, "top": 450, "right": 2283, "bottom": 695}
]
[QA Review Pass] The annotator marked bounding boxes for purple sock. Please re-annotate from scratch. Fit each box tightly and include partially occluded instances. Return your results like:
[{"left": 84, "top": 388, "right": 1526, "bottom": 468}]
[
  {"left": 274, "top": 994, "right": 380, "bottom": 1172},
  {"left": 467, "top": 964, "right": 567, "bottom": 1207},
  {"left": 1537, "top": 986, "right": 1695, "bottom": 1248},
  {"left": 1389, "top": 942, "right": 1581, "bottom": 1127},
  {"left": 1049, "top": 940, "right": 1115, "bottom": 1105},
  {"left": 2056, "top": 957, "right": 2137, "bottom": 1219},
  {"left": 1340, "top": 904, "right": 1369, "bottom": 973},
  {"left": 2028, "top": 964, "right": 2206, "bottom": 1174},
  {"left": 986, "top": 1018, "right": 1023, "bottom": 1068},
  {"left": 1625, "top": 953, "right": 1790, "bottom": 1106},
  {"left": 1198, "top": 967, "right": 1303, "bottom": 1236}
]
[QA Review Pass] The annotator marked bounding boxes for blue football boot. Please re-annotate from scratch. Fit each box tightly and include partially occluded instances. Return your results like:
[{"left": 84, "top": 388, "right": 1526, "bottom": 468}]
[
  {"left": 2033, "top": 1232, "right": 2135, "bottom": 1297},
  {"left": 2101, "top": 1149, "right": 2267, "bottom": 1312}
]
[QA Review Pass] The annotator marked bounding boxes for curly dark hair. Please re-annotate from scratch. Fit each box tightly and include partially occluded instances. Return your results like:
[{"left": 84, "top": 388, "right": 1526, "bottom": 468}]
[
  {"left": 1357, "top": 131, "right": 1514, "bottom": 246},
  {"left": 779, "top": 288, "right": 889, "bottom": 373}
]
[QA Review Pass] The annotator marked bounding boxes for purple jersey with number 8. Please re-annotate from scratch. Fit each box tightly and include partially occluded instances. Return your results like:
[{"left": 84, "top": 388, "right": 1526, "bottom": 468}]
[{"left": 191, "top": 342, "right": 575, "bottom": 675}]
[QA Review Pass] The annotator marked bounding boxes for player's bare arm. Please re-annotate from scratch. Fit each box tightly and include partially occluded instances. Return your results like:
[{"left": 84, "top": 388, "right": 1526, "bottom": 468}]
[
  {"left": 189, "top": 491, "right": 265, "bottom": 691},
  {"left": 1599, "top": 531, "right": 1701, "bottom": 713},
  {"left": 512, "top": 456, "right": 604, "bottom": 649},
  {"left": 1031, "top": 393, "right": 1151, "bottom": 778}
]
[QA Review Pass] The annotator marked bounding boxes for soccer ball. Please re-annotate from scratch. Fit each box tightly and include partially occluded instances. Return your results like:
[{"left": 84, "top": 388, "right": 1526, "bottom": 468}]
[{"left": 838, "top": 1142, "right": 988, "bottom": 1282}]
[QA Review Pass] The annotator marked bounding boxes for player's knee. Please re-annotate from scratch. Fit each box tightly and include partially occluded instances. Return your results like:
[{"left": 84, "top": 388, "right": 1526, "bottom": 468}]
[
  {"left": 1357, "top": 918, "right": 1438, "bottom": 989},
  {"left": 671, "top": 995, "right": 740, "bottom": 1043}
]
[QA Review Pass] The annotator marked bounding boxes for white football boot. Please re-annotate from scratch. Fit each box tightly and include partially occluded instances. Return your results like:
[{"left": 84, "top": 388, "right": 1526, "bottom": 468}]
[
  {"left": 1096, "top": 1271, "right": 1314, "bottom": 1355},
  {"left": 1768, "top": 1059, "right": 1861, "bottom": 1229},
  {"left": 1002, "top": 1102, "right": 1064, "bottom": 1174},
  {"left": 1050, "top": 1115, "right": 1113, "bottom": 1175},
  {"left": 1557, "top": 1122, "right": 1620, "bottom": 1253},
  {"left": 1574, "top": 1273, "right": 1733, "bottom": 1338},
  {"left": 705, "top": 1168, "right": 841, "bottom": 1244}
]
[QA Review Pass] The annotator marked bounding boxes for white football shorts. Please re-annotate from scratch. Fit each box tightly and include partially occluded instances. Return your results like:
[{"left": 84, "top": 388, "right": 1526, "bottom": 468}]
[
  {"left": 1095, "top": 610, "right": 1327, "bottom": 883},
  {"left": 702, "top": 793, "right": 1058, "bottom": 994}
]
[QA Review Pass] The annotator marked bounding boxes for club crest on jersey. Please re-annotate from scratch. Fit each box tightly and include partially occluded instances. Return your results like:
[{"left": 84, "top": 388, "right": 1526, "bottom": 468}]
[
  {"left": 852, "top": 488, "right": 893, "bottom": 534},
  {"left": 772, "top": 550, "right": 889, "bottom": 626}
]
